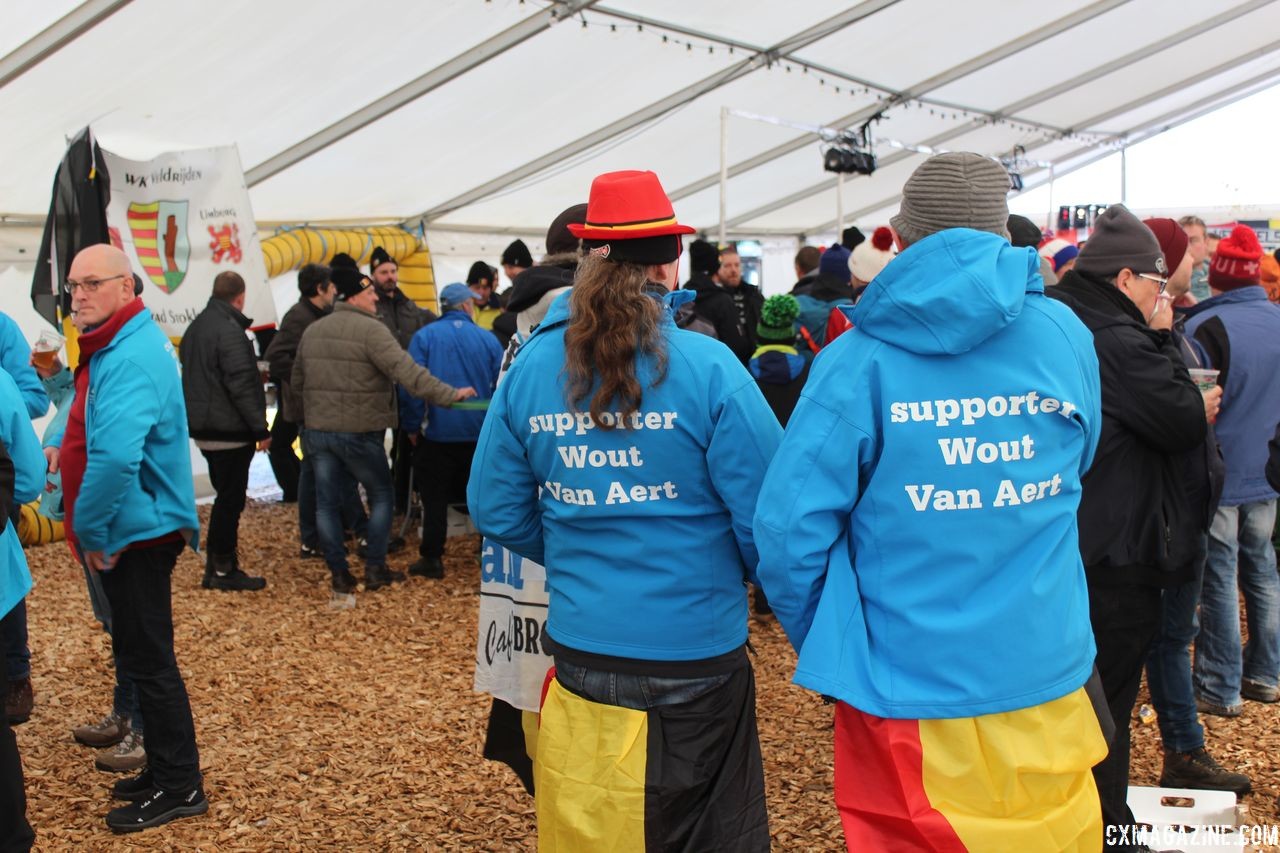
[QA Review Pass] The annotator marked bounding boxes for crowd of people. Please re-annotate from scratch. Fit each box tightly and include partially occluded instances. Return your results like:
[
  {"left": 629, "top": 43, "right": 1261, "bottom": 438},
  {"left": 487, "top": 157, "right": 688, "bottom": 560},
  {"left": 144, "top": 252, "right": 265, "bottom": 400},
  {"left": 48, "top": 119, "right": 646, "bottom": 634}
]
[{"left": 2, "top": 154, "right": 1280, "bottom": 851}]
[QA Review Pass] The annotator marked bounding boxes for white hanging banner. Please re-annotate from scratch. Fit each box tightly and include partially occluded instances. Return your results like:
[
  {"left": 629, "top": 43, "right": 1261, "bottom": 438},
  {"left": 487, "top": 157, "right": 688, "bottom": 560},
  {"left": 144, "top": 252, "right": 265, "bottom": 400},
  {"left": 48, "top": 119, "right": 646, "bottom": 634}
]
[{"left": 102, "top": 144, "right": 275, "bottom": 338}]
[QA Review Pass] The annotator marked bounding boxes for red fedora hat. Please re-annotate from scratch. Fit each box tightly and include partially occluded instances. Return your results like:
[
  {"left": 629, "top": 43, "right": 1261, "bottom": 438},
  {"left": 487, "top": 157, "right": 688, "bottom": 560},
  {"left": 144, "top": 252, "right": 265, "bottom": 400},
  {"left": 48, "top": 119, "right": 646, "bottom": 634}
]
[{"left": 568, "top": 170, "right": 696, "bottom": 241}]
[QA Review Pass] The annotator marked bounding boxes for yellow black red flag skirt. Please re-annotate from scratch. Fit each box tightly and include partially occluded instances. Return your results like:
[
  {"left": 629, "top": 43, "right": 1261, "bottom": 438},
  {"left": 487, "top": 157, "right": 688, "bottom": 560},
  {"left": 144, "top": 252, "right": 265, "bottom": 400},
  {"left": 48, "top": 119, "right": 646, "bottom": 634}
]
[{"left": 534, "top": 665, "right": 770, "bottom": 852}]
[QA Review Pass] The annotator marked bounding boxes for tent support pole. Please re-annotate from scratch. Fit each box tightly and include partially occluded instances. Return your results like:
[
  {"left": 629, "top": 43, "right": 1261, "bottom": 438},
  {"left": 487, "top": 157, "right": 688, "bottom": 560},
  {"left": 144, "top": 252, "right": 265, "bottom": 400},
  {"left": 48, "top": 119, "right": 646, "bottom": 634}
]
[
  {"left": 1120, "top": 146, "right": 1128, "bottom": 205},
  {"left": 836, "top": 173, "right": 845, "bottom": 238},
  {"left": 719, "top": 107, "right": 729, "bottom": 246}
]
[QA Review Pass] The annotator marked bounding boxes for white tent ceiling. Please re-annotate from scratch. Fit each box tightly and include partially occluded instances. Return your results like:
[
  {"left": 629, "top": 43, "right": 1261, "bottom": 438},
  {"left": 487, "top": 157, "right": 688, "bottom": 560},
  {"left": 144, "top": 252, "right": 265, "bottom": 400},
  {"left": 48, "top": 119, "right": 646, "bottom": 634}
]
[{"left": 3, "top": 0, "right": 1280, "bottom": 239}]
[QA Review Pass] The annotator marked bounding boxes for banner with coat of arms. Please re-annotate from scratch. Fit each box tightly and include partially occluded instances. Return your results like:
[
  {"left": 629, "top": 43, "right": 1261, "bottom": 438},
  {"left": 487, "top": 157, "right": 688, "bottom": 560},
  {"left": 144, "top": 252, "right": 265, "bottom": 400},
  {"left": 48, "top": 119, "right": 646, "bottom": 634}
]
[{"left": 102, "top": 145, "right": 274, "bottom": 339}]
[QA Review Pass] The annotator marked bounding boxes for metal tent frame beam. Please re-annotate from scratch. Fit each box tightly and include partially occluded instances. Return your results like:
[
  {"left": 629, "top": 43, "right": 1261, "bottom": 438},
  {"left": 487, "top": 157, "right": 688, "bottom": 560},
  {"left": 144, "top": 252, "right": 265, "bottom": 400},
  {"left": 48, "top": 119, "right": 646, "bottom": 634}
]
[
  {"left": 1011, "top": 65, "right": 1280, "bottom": 202},
  {"left": 408, "top": 0, "right": 902, "bottom": 226},
  {"left": 0, "top": 0, "right": 132, "bottom": 90},
  {"left": 244, "top": 0, "right": 599, "bottom": 188},
  {"left": 665, "top": 0, "right": 1132, "bottom": 205},
  {"left": 722, "top": 0, "right": 1273, "bottom": 230},
  {"left": 806, "top": 38, "right": 1280, "bottom": 233}
]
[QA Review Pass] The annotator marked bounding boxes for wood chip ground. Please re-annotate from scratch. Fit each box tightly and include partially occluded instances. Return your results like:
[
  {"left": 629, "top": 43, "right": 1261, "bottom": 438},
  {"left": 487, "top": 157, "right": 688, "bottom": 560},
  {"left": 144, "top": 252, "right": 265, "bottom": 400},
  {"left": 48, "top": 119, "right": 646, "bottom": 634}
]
[{"left": 18, "top": 501, "right": 1280, "bottom": 849}]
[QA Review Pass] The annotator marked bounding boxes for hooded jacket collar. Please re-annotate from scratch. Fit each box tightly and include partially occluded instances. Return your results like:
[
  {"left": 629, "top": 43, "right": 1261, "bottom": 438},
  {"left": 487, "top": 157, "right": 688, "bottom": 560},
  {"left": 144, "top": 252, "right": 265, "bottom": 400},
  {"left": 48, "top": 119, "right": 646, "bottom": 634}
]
[
  {"left": 207, "top": 296, "right": 252, "bottom": 328},
  {"left": 1052, "top": 268, "right": 1147, "bottom": 329},
  {"left": 847, "top": 229, "right": 1041, "bottom": 356},
  {"left": 1181, "top": 283, "right": 1270, "bottom": 319}
]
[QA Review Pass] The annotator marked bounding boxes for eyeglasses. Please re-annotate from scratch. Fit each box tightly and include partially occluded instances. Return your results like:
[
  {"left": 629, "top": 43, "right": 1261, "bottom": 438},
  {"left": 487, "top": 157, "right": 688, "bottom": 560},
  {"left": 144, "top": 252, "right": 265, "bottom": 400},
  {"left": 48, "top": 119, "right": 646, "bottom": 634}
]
[
  {"left": 63, "top": 274, "right": 127, "bottom": 295},
  {"left": 1136, "top": 273, "right": 1168, "bottom": 294}
]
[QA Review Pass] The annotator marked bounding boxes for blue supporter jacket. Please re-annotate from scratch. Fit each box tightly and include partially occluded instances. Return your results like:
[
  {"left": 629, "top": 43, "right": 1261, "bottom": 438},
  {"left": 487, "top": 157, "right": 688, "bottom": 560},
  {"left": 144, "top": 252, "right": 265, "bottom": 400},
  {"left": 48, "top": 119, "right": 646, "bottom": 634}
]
[
  {"left": 468, "top": 289, "right": 782, "bottom": 661},
  {"left": 1, "top": 371, "right": 43, "bottom": 619},
  {"left": 755, "top": 229, "right": 1102, "bottom": 719},
  {"left": 76, "top": 310, "right": 199, "bottom": 556},
  {"left": 401, "top": 310, "right": 503, "bottom": 442},
  {"left": 0, "top": 312, "right": 50, "bottom": 419}
]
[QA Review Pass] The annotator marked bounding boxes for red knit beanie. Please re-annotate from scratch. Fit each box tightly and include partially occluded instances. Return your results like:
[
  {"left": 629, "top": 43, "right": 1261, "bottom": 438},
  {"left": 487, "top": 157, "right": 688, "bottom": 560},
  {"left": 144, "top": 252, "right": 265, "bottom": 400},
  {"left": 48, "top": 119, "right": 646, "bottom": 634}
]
[
  {"left": 1141, "top": 218, "right": 1188, "bottom": 276},
  {"left": 1209, "top": 224, "right": 1263, "bottom": 291}
]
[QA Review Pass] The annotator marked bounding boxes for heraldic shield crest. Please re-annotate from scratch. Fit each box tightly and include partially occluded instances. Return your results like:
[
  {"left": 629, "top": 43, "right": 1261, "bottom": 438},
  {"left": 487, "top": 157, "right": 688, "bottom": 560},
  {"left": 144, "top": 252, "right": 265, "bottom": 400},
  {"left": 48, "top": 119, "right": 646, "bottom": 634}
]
[{"left": 127, "top": 200, "right": 190, "bottom": 292}]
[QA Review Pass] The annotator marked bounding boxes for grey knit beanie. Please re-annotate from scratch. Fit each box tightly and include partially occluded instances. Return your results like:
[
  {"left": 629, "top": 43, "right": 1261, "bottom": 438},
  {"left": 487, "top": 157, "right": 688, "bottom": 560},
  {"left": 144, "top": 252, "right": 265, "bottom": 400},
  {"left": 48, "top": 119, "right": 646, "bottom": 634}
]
[
  {"left": 890, "top": 152, "right": 1011, "bottom": 245},
  {"left": 1073, "top": 204, "right": 1166, "bottom": 279}
]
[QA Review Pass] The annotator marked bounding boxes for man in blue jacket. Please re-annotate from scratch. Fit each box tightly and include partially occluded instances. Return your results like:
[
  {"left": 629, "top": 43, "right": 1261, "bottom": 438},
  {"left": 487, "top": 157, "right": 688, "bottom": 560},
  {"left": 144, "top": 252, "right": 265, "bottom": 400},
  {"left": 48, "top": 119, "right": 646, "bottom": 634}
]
[
  {"left": 60, "top": 244, "right": 205, "bottom": 833},
  {"left": 755, "top": 153, "right": 1107, "bottom": 851},
  {"left": 404, "top": 283, "right": 502, "bottom": 578},
  {"left": 1184, "top": 224, "right": 1280, "bottom": 715}
]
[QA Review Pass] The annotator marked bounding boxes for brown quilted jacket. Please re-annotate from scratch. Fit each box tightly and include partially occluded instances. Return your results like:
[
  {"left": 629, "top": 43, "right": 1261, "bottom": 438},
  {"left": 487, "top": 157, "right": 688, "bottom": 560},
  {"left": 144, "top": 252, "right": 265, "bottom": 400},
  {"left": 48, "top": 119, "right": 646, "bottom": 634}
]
[{"left": 293, "top": 302, "right": 456, "bottom": 432}]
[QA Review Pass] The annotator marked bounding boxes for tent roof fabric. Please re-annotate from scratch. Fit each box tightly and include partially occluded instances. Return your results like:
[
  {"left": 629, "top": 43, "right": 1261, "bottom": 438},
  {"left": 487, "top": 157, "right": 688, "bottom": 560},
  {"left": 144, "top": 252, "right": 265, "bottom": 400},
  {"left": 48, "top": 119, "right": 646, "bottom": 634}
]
[{"left": 3, "top": 0, "right": 1279, "bottom": 237}]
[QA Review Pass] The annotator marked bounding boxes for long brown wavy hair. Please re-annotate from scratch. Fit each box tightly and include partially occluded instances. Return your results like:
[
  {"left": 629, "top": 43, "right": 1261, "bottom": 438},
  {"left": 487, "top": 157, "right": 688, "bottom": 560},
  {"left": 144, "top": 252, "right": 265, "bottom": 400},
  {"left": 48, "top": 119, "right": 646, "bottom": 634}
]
[{"left": 563, "top": 254, "right": 667, "bottom": 429}]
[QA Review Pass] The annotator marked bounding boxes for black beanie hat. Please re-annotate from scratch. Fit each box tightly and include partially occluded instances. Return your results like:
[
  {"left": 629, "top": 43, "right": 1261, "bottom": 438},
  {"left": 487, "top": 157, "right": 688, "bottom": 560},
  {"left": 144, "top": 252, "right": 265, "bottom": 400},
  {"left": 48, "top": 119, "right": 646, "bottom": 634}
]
[
  {"left": 689, "top": 239, "right": 720, "bottom": 276},
  {"left": 331, "top": 266, "right": 372, "bottom": 301},
  {"left": 331, "top": 252, "right": 359, "bottom": 271},
  {"left": 841, "top": 226, "right": 866, "bottom": 252},
  {"left": 546, "top": 203, "right": 588, "bottom": 256},
  {"left": 466, "top": 260, "right": 495, "bottom": 286},
  {"left": 501, "top": 239, "right": 533, "bottom": 268},
  {"left": 369, "top": 246, "right": 395, "bottom": 272},
  {"left": 1006, "top": 215, "right": 1043, "bottom": 249},
  {"left": 1074, "top": 204, "right": 1167, "bottom": 279}
]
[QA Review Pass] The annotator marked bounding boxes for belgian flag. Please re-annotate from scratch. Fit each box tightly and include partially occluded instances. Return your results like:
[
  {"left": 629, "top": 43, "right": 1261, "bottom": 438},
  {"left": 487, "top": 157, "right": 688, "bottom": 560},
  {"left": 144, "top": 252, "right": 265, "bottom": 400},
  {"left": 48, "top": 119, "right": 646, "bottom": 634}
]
[{"left": 534, "top": 666, "right": 770, "bottom": 852}]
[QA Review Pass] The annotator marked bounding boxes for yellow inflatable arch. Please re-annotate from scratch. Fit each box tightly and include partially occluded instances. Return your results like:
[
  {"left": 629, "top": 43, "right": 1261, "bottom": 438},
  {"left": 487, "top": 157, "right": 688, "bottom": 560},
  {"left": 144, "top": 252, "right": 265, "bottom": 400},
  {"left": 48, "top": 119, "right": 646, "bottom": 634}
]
[{"left": 261, "top": 226, "right": 438, "bottom": 311}]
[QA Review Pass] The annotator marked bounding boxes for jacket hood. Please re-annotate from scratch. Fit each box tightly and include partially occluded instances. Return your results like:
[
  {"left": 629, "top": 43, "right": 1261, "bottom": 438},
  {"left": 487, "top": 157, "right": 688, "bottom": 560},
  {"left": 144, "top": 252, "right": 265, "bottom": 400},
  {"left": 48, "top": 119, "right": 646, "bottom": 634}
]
[
  {"left": 1049, "top": 268, "right": 1148, "bottom": 334},
  {"left": 848, "top": 229, "right": 1041, "bottom": 356},
  {"left": 536, "top": 285, "right": 693, "bottom": 337},
  {"left": 209, "top": 296, "right": 251, "bottom": 328},
  {"left": 506, "top": 263, "right": 575, "bottom": 315},
  {"left": 1181, "top": 283, "right": 1270, "bottom": 320}
]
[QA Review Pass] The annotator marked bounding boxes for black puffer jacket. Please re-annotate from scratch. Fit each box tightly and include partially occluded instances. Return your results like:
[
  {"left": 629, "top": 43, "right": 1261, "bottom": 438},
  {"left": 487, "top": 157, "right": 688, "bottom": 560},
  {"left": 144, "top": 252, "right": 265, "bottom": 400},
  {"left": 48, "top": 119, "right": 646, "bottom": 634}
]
[
  {"left": 264, "top": 297, "right": 328, "bottom": 423},
  {"left": 683, "top": 273, "right": 752, "bottom": 364},
  {"left": 1050, "top": 270, "right": 1208, "bottom": 586},
  {"left": 180, "top": 298, "right": 268, "bottom": 443}
]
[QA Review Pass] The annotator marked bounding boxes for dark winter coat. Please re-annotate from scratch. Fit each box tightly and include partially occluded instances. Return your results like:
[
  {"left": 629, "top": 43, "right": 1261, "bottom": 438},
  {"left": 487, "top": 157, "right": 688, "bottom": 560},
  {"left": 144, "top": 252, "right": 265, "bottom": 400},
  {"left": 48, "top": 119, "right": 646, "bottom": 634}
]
[
  {"left": 264, "top": 297, "right": 328, "bottom": 423},
  {"left": 375, "top": 287, "right": 437, "bottom": 350},
  {"left": 790, "top": 271, "right": 820, "bottom": 297},
  {"left": 1050, "top": 270, "right": 1208, "bottom": 586},
  {"left": 180, "top": 298, "right": 268, "bottom": 443},
  {"left": 683, "top": 273, "right": 753, "bottom": 364}
]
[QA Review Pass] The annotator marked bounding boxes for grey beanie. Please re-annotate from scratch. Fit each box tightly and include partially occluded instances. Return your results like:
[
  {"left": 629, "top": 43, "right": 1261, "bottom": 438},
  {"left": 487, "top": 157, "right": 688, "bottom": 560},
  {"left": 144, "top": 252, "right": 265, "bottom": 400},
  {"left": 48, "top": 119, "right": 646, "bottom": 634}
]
[
  {"left": 1073, "top": 204, "right": 1167, "bottom": 279},
  {"left": 890, "top": 152, "right": 1011, "bottom": 245}
]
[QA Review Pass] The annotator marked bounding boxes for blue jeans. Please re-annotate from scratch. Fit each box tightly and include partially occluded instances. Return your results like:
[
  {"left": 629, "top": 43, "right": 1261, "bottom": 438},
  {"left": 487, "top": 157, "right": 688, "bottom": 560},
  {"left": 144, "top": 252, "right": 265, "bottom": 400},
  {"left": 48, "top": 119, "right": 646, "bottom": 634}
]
[
  {"left": 83, "top": 562, "right": 143, "bottom": 734},
  {"left": 303, "top": 430, "right": 392, "bottom": 575},
  {"left": 297, "top": 429, "right": 368, "bottom": 550},
  {"left": 554, "top": 658, "right": 733, "bottom": 711},
  {"left": 1, "top": 599, "right": 29, "bottom": 682},
  {"left": 1146, "top": 533, "right": 1207, "bottom": 752},
  {"left": 1195, "top": 500, "right": 1280, "bottom": 707}
]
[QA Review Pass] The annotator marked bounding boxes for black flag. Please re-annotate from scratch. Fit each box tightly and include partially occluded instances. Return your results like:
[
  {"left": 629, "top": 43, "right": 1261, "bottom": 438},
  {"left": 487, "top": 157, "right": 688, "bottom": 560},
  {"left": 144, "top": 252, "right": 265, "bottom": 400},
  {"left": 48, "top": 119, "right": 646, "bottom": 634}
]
[{"left": 31, "top": 126, "right": 112, "bottom": 326}]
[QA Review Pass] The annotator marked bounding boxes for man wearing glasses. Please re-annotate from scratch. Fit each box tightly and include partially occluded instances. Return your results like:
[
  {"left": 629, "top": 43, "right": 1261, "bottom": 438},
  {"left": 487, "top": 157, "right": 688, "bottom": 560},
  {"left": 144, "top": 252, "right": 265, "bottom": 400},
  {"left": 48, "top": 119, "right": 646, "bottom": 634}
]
[
  {"left": 1050, "top": 205, "right": 1211, "bottom": 851},
  {"left": 57, "top": 244, "right": 206, "bottom": 832}
]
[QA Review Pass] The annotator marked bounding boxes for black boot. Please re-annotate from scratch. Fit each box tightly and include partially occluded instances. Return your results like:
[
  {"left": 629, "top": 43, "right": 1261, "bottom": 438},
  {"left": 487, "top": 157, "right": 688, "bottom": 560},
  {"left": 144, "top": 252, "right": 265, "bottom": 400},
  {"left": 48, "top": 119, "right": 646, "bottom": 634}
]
[
  {"left": 409, "top": 557, "right": 445, "bottom": 579},
  {"left": 204, "top": 553, "right": 266, "bottom": 592}
]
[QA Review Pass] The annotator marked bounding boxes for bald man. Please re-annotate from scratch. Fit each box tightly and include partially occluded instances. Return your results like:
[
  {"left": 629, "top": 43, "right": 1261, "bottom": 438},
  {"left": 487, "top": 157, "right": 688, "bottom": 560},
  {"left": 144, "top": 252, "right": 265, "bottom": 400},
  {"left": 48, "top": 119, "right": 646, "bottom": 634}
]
[{"left": 58, "top": 244, "right": 207, "bottom": 832}]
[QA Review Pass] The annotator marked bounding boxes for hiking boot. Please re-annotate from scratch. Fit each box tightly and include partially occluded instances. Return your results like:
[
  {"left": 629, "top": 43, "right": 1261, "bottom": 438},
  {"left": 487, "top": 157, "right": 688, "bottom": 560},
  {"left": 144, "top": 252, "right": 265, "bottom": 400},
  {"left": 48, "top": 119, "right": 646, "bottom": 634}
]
[
  {"left": 409, "top": 557, "right": 444, "bottom": 579},
  {"left": 299, "top": 543, "right": 323, "bottom": 559},
  {"left": 74, "top": 710, "right": 129, "bottom": 748},
  {"left": 113, "top": 769, "right": 154, "bottom": 801},
  {"left": 1159, "top": 747, "right": 1251, "bottom": 796},
  {"left": 5, "top": 676, "right": 33, "bottom": 725},
  {"left": 331, "top": 570, "right": 359, "bottom": 595},
  {"left": 106, "top": 784, "right": 207, "bottom": 833},
  {"left": 363, "top": 566, "right": 402, "bottom": 591},
  {"left": 1195, "top": 696, "right": 1242, "bottom": 717},
  {"left": 207, "top": 567, "right": 267, "bottom": 592},
  {"left": 96, "top": 730, "right": 147, "bottom": 773},
  {"left": 356, "top": 536, "right": 406, "bottom": 559},
  {"left": 1241, "top": 679, "right": 1279, "bottom": 703}
]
